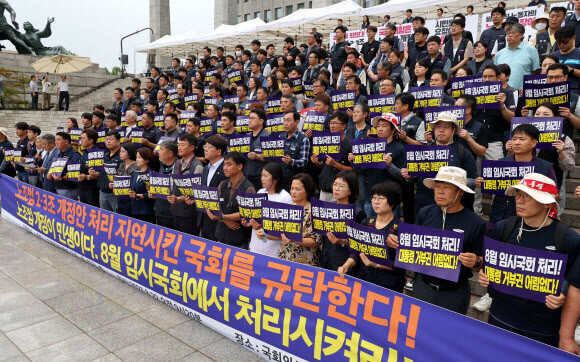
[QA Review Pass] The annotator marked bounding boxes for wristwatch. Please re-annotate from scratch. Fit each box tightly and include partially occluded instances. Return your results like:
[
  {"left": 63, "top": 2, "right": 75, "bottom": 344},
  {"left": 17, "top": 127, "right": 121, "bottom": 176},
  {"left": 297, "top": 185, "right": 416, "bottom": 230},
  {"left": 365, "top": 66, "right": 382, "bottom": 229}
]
[{"left": 474, "top": 256, "right": 482, "bottom": 268}]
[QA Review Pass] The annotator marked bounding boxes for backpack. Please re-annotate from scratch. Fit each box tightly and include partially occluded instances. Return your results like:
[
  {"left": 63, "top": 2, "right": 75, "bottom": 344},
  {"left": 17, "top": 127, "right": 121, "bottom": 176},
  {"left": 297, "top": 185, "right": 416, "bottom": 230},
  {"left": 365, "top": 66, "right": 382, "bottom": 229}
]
[{"left": 500, "top": 215, "right": 568, "bottom": 254}]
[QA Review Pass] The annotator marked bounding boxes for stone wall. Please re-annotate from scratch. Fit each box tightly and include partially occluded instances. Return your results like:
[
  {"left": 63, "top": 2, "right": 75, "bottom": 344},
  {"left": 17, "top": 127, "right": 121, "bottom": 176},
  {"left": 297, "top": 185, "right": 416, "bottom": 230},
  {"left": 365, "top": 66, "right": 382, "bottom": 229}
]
[{"left": 0, "top": 110, "right": 78, "bottom": 144}]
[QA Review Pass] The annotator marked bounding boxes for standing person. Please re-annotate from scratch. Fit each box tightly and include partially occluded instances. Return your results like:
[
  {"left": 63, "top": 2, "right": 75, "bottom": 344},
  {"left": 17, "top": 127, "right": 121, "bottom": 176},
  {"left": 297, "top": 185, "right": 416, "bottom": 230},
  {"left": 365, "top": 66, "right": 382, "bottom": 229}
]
[
  {"left": 198, "top": 135, "right": 228, "bottom": 240},
  {"left": 114, "top": 143, "right": 139, "bottom": 216},
  {"left": 425, "top": 36, "right": 452, "bottom": 75},
  {"left": 479, "top": 173, "right": 580, "bottom": 349},
  {"left": 311, "top": 111, "right": 352, "bottom": 202},
  {"left": 49, "top": 132, "right": 81, "bottom": 200},
  {"left": 467, "top": 41, "right": 494, "bottom": 76},
  {"left": 211, "top": 151, "right": 256, "bottom": 248},
  {"left": 57, "top": 75, "right": 70, "bottom": 111},
  {"left": 345, "top": 103, "right": 371, "bottom": 211},
  {"left": 41, "top": 74, "right": 51, "bottom": 110},
  {"left": 140, "top": 111, "right": 163, "bottom": 150},
  {"left": 35, "top": 134, "right": 57, "bottom": 192},
  {"left": 29, "top": 74, "right": 38, "bottom": 110},
  {"left": 246, "top": 162, "right": 292, "bottom": 257},
  {"left": 128, "top": 148, "right": 156, "bottom": 223},
  {"left": 494, "top": 23, "right": 541, "bottom": 89},
  {"left": 111, "top": 88, "right": 124, "bottom": 119},
  {"left": 163, "top": 113, "right": 180, "bottom": 139},
  {"left": 24, "top": 125, "right": 41, "bottom": 187},
  {"left": 280, "top": 111, "right": 310, "bottom": 190},
  {"left": 245, "top": 109, "right": 271, "bottom": 190},
  {"left": 361, "top": 15, "right": 370, "bottom": 29},
  {"left": 360, "top": 26, "right": 380, "bottom": 71},
  {"left": 403, "top": 9, "right": 415, "bottom": 23},
  {"left": 338, "top": 181, "right": 405, "bottom": 292},
  {"left": 258, "top": 173, "right": 323, "bottom": 266},
  {"left": 168, "top": 134, "right": 204, "bottom": 235},
  {"left": 531, "top": 6, "right": 566, "bottom": 57},
  {"left": 151, "top": 140, "right": 178, "bottom": 229},
  {"left": 480, "top": 7, "right": 507, "bottom": 58},
  {"left": 390, "top": 167, "right": 486, "bottom": 314},
  {"left": 321, "top": 171, "right": 362, "bottom": 272},
  {"left": 77, "top": 129, "right": 100, "bottom": 207},
  {"left": 91, "top": 131, "right": 121, "bottom": 212},
  {"left": 406, "top": 27, "right": 429, "bottom": 76},
  {"left": 14, "top": 122, "right": 29, "bottom": 183},
  {"left": 330, "top": 26, "right": 348, "bottom": 84},
  {"left": 442, "top": 19, "right": 474, "bottom": 76},
  {"left": 0, "top": 127, "right": 15, "bottom": 178},
  {"left": 565, "top": 0, "right": 580, "bottom": 47},
  {"left": 552, "top": 26, "right": 580, "bottom": 95}
]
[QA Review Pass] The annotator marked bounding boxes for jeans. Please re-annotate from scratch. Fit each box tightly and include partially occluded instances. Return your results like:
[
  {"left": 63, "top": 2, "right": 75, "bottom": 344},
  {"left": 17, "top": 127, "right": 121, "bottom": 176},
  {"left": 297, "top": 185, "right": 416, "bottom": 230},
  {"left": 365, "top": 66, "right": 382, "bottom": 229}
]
[
  {"left": 17, "top": 171, "right": 29, "bottom": 184},
  {"left": 99, "top": 191, "right": 118, "bottom": 212},
  {"left": 56, "top": 188, "right": 79, "bottom": 200}
]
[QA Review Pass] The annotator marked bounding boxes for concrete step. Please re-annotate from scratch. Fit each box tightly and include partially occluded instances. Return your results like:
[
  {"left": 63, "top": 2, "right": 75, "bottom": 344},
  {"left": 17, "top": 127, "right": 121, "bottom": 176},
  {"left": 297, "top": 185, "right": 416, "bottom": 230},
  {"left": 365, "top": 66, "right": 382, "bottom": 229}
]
[{"left": 566, "top": 178, "right": 580, "bottom": 194}]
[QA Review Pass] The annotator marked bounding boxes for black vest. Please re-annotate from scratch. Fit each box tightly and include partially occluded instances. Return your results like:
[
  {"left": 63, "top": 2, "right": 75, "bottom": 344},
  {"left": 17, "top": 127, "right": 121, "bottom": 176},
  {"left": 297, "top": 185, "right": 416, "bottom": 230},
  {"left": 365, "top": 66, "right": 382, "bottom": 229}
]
[
  {"left": 427, "top": 53, "right": 449, "bottom": 72},
  {"left": 535, "top": 31, "right": 557, "bottom": 55},
  {"left": 444, "top": 37, "right": 469, "bottom": 68},
  {"left": 214, "top": 177, "right": 254, "bottom": 246},
  {"left": 389, "top": 64, "right": 405, "bottom": 89}
]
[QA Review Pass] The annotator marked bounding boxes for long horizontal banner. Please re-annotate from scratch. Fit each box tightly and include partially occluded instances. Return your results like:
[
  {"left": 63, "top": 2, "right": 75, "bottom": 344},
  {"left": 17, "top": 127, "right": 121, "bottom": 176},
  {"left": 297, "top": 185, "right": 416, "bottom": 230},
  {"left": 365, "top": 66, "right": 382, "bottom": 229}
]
[{"left": 0, "top": 176, "right": 574, "bottom": 361}]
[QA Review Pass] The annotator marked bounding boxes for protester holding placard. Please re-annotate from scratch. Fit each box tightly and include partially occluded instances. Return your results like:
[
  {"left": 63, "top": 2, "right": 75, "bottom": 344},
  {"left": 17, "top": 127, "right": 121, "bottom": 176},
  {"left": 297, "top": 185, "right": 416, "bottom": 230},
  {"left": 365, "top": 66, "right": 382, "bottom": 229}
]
[
  {"left": 480, "top": 7, "right": 507, "bottom": 58},
  {"left": 112, "top": 143, "right": 140, "bottom": 216},
  {"left": 478, "top": 123, "right": 557, "bottom": 230},
  {"left": 430, "top": 70, "right": 456, "bottom": 106},
  {"left": 311, "top": 111, "right": 352, "bottom": 202},
  {"left": 339, "top": 181, "right": 406, "bottom": 291},
  {"left": 149, "top": 140, "right": 178, "bottom": 229},
  {"left": 92, "top": 131, "right": 122, "bottom": 212},
  {"left": 404, "top": 112, "right": 477, "bottom": 216},
  {"left": 442, "top": 19, "right": 474, "bottom": 76},
  {"left": 455, "top": 94, "right": 489, "bottom": 160},
  {"left": 318, "top": 171, "right": 362, "bottom": 271},
  {"left": 404, "top": 59, "right": 430, "bottom": 92},
  {"left": 246, "top": 163, "right": 292, "bottom": 257},
  {"left": 390, "top": 167, "right": 486, "bottom": 314},
  {"left": 127, "top": 148, "right": 156, "bottom": 223},
  {"left": 49, "top": 132, "right": 81, "bottom": 200},
  {"left": 395, "top": 92, "right": 426, "bottom": 145},
  {"left": 140, "top": 111, "right": 163, "bottom": 150},
  {"left": 467, "top": 41, "right": 494, "bottom": 76},
  {"left": 259, "top": 173, "right": 323, "bottom": 266},
  {"left": 209, "top": 152, "right": 256, "bottom": 248},
  {"left": 479, "top": 173, "right": 580, "bottom": 348},
  {"left": 77, "top": 129, "right": 100, "bottom": 207},
  {"left": 198, "top": 135, "right": 228, "bottom": 240},
  {"left": 167, "top": 134, "right": 204, "bottom": 235},
  {"left": 244, "top": 109, "right": 271, "bottom": 190},
  {"left": 406, "top": 27, "right": 429, "bottom": 75},
  {"left": 280, "top": 111, "right": 310, "bottom": 190},
  {"left": 424, "top": 36, "right": 451, "bottom": 75},
  {"left": 219, "top": 112, "right": 239, "bottom": 141}
]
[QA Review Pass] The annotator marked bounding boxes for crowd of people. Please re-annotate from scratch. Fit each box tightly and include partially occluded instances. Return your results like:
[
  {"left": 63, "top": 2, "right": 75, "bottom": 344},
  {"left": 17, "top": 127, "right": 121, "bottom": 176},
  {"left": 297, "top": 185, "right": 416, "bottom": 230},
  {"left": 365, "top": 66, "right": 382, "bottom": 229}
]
[{"left": 4, "top": 1, "right": 580, "bottom": 354}]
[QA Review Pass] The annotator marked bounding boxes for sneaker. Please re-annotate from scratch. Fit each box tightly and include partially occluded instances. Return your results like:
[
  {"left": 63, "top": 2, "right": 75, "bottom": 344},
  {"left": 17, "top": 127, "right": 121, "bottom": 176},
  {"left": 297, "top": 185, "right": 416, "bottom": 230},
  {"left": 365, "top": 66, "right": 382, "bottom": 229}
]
[
  {"left": 474, "top": 293, "right": 493, "bottom": 312},
  {"left": 404, "top": 276, "right": 416, "bottom": 292}
]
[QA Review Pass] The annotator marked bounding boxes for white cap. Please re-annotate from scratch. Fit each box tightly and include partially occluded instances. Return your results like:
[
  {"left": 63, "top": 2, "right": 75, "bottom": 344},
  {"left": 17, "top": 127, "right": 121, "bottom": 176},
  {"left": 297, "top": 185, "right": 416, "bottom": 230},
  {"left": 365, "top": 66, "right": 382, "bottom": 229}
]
[
  {"left": 0, "top": 127, "right": 7, "bottom": 137},
  {"left": 423, "top": 166, "right": 474, "bottom": 194},
  {"left": 505, "top": 173, "right": 559, "bottom": 211},
  {"left": 429, "top": 111, "right": 461, "bottom": 133}
]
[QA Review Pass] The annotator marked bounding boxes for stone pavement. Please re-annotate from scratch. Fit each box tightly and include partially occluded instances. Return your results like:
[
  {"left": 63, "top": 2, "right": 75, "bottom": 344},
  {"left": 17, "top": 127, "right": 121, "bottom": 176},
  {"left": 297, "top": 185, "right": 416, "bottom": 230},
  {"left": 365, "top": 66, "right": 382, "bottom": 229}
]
[{"left": 0, "top": 217, "right": 262, "bottom": 362}]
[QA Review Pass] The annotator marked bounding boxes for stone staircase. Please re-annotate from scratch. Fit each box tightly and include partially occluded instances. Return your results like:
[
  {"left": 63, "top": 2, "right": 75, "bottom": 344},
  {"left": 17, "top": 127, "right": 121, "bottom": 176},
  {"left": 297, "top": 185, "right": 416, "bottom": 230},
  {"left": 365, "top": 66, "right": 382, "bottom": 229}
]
[{"left": 71, "top": 77, "right": 137, "bottom": 112}]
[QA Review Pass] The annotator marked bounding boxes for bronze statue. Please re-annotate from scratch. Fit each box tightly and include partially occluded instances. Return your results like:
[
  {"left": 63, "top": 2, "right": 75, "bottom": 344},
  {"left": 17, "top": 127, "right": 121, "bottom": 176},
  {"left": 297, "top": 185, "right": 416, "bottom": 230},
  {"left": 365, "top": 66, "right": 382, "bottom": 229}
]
[
  {"left": 21, "top": 18, "right": 70, "bottom": 56},
  {"left": 0, "top": 0, "right": 70, "bottom": 56},
  {"left": 0, "top": 0, "right": 35, "bottom": 54}
]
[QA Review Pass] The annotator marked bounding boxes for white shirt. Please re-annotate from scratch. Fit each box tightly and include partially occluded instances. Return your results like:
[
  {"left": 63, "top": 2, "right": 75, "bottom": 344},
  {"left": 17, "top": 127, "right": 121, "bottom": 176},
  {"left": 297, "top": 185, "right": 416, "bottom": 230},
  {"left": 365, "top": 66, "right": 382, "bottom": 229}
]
[
  {"left": 42, "top": 80, "right": 51, "bottom": 93},
  {"left": 57, "top": 80, "right": 69, "bottom": 92},
  {"left": 29, "top": 81, "right": 38, "bottom": 93},
  {"left": 249, "top": 188, "right": 293, "bottom": 258},
  {"left": 206, "top": 157, "right": 224, "bottom": 186}
]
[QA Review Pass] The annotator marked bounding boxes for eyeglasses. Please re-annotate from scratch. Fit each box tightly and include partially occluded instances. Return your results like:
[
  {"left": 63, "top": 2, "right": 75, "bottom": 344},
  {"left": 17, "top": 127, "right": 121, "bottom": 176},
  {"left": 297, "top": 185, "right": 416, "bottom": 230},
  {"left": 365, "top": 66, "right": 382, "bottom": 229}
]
[
  {"left": 434, "top": 124, "right": 453, "bottom": 130},
  {"left": 203, "top": 145, "right": 215, "bottom": 150},
  {"left": 547, "top": 75, "right": 565, "bottom": 81},
  {"left": 332, "top": 182, "right": 348, "bottom": 190},
  {"left": 371, "top": 196, "right": 388, "bottom": 202},
  {"left": 514, "top": 190, "right": 531, "bottom": 202},
  {"left": 556, "top": 38, "right": 571, "bottom": 45},
  {"left": 329, "top": 122, "right": 344, "bottom": 126}
]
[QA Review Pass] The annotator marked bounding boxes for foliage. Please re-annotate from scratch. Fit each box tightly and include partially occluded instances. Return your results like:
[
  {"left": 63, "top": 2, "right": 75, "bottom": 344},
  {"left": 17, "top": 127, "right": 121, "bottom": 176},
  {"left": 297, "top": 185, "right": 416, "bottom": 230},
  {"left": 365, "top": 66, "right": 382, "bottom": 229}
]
[{"left": 0, "top": 67, "right": 29, "bottom": 108}]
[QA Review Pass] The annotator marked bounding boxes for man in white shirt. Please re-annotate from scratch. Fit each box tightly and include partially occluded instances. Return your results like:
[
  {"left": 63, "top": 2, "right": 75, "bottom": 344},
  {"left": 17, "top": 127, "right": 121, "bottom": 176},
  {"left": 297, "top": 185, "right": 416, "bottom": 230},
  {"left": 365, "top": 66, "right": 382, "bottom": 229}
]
[
  {"left": 29, "top": 75, "right": 38, "bottom": 110},
  {"left": 41, "top": 74, "right": 51, "bottom": 110},
  {"left": 57, "top": 75, "right": 70, "bottom": 111}
]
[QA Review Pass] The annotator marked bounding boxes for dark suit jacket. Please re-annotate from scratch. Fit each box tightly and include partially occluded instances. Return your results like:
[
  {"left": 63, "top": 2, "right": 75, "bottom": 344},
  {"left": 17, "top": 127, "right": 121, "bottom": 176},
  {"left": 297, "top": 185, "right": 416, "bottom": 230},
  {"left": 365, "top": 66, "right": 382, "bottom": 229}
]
[{"left": 197, "top": 160, "right": 227, "bottom": 239}]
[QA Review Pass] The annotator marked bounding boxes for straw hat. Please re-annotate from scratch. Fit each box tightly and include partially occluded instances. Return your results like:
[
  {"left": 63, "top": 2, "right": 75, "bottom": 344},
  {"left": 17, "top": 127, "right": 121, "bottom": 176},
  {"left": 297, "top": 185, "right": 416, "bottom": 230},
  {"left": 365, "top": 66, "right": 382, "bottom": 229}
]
[
  {"left": 423, "top": 166, "right": 474, "bottom": 194},
  {"left": 429, "top": 111, "right": 461, "bottom": 134},
  {"left": 505, "top": 173, "right": 559, "bottom": 211},
  {"left": 371, "top": 112, "right": 400, "bottom": 132}
]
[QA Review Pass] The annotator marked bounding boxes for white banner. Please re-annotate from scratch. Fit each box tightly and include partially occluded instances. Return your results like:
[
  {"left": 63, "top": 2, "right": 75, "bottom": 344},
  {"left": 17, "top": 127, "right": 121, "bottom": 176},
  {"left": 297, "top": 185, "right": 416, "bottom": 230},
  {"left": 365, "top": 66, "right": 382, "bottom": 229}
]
[
  {"left": 329, "top": 23, "right": 415, "bottom": 51},
  {"left": 481, "top": 6, "right": 545, "bottom": 43},
  {"left": 551, "top": 1, "right": 575, "bottom": 18},
  {"left": 425, "top": 15, "right": 479, "bottom": 44}
]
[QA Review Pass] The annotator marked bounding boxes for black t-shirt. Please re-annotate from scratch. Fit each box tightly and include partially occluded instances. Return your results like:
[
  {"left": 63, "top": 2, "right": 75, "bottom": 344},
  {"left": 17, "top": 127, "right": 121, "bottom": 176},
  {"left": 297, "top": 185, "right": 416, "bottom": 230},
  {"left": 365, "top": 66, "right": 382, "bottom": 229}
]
[
  {"left": 318, "top": 137, "right": 351, "bottom": 192},
  {"left": 415, "top": 204, "right": 486, "bottom": 286},
  {"left": 287, "top": 46, "right": 301, "bottom": 67},
  {"left": 366, "top": 139, "right": 405, "bottom": 192},
  {"left": 349, "top": 217, "right": 405, "bottom": 289},
  {"left": 473, "top": 88, "right": 515, "bottom": 142},
  {"left": 490, "top": 219, "right": 580, "bottom": 336}
]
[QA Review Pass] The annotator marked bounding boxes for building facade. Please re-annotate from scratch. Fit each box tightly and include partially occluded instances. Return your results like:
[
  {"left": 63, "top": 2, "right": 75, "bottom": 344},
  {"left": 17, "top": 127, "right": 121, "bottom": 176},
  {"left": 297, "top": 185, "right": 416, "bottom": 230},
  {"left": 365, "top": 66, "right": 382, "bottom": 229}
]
[{"left": 214, "top": 0, "right": 344, "bottom": 27}]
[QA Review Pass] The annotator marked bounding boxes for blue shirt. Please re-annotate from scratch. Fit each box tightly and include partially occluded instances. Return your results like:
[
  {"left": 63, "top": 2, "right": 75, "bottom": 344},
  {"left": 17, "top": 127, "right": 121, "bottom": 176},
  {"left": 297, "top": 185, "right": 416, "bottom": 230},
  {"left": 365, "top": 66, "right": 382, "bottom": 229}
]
[{"left": 494, "top": 42, "right": 540, "bottom": 89}]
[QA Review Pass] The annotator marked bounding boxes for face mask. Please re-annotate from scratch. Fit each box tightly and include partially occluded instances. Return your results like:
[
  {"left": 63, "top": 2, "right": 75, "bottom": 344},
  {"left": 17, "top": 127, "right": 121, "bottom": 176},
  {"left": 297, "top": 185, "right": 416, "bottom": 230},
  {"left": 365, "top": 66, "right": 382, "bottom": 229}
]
[
  {"left": 295, "top": 60, "right": 301, "bottom": 66},
  {"left": 235, "top": 50, "right": 242, "bottom": 56},
  {"left": 140, "top": 95, "right": 147, "bottom": 100},
  {"left": 535, "top": 23, "right": 546, "bottom": 31}
]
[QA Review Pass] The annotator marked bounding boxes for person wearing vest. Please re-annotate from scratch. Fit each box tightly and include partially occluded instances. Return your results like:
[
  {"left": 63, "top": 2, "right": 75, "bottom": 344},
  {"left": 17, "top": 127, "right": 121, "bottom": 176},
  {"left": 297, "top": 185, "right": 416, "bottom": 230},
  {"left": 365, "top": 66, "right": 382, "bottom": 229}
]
[
  {"left": 129, "top": 148, "right": 156, "bottom": 223},
  {"left": 383, "top": 23, "right": 404, "bottom": 52},
  {"left": 479, "top": 7, "right": 507, "bottom": 58},
  {"left": 360, "top": 26, "right": 380, "bottom": 70},
  {"left": 36, "top": 134, "right": 57, "bottom": 193},
  {"left": 391, "top": 166, "right": 486, "bottom": 315},
  {"left": 280, "top": 111, "right": 310, "bottom": 190},
  {"left": 91, "top": 131, "right": 121, "bottom": 212},
  {"left": 479, "top": 173, "right": 580, "bottom": 349},
  {"left": 388, "top": 51, "right": 408, "bottom": 92},
  {"left": 425, "top": 36, "right": 451, "bottom": 75},
  {"left": 77, "top": 129, "right": 100, "bottom": 207},
  {"left": 330, "top": 26, "right": 348, "bottom": 83},
  {"left": 49, "top": 132, "right": 82, "bottom": 200},
  {"left": 152, "top": 140, "right": 178, "bottom": 229},
  {"left": 367, "top": 39, "right": 391, "bottom": 84},
  {"left": 212, "top": 152, "right": 256, "bottom": 248},
  {"left": 14, "top": 122, "right": 30, "bottom": 184},
  {"left": 532, "top": 7, "right": 566, "bottom": 58},
  {"left": 406, "top": 27, "right": 429, "bottom": 75},
  {"left": 402, "top": 112, "right": 478, "bottom": 217},
  {"left": 442, "top": 19, "right": 473, "bottom": 75},
  {"left": 168, "top": 134, "right": 204, "bottom": 235},
  {"left": 564, "top": 0, "right": 580, "bottom": 48},
  {"left": 245, "top": 109, "right": 271, "bottom": 190},
  {"left": 476, "top": 123, "right": 557, "bottom": 232},
  {"left": 198, "top": 135, "right": 228, "bottom": 240}
]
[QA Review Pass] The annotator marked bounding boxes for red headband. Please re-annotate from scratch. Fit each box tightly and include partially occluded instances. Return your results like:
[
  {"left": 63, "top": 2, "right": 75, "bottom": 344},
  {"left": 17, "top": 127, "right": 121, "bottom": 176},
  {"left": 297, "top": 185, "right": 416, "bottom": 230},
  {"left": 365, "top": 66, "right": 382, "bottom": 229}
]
[{"left": 520, "top": 179, "right": 558, "bottom": 196}]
